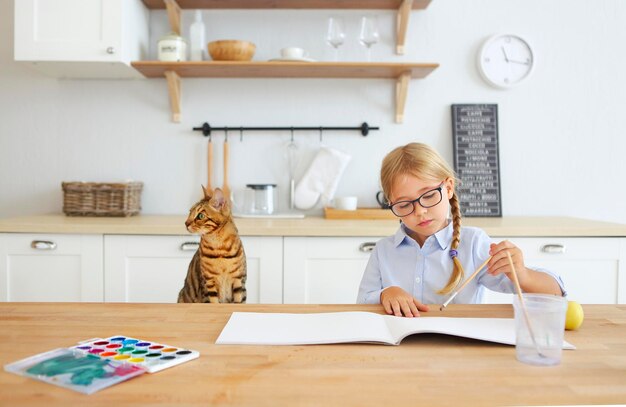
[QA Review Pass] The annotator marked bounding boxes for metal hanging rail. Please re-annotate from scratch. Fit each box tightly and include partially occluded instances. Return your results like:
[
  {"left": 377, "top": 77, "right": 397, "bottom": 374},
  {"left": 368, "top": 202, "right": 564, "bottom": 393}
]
[{"left": 192, "top": 122, "right": 380, "bottom": 137}]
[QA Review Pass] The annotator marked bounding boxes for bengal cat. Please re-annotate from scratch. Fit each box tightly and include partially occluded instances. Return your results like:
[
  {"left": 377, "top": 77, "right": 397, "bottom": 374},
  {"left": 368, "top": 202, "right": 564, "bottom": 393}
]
[{"left": 177, "top": 187, "right": 247, "bottom": 303}]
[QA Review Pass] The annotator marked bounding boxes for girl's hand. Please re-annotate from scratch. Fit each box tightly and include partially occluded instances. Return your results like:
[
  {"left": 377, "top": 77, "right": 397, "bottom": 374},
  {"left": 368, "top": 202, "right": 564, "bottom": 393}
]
[
  {"left": 488, "top": 241, "right": 529, "bottom": 284},
  {"left": 380, "top": 286, "right": 429, "bottom": 317}
]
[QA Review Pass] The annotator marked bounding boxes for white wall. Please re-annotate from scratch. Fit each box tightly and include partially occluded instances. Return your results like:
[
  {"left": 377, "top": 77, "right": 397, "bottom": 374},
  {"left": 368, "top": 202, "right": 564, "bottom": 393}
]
[{"left": 1, "top": 0, "right": 625, "bottom": 225}]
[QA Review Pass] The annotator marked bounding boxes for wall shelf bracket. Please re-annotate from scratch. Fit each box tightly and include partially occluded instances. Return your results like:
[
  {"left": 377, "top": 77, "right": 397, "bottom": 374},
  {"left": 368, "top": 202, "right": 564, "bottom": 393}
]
[
  {"left": 396, "top": 0, "right": 413, "bottom": 54},
  {"left": 163, "top": 0, "right": 181, "bottom": 35},
  {"left": 395, "top": 72, "right": 411, "bottom": 123},
  {"left": 164, "top": 70, "right": 181, "bottom": 122}
]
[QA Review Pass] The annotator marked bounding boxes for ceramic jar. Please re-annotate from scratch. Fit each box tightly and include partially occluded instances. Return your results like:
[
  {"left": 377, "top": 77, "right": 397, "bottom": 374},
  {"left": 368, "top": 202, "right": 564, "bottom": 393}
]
[{"left": 158, "top": 33, "right": 187, "bottom": 62}]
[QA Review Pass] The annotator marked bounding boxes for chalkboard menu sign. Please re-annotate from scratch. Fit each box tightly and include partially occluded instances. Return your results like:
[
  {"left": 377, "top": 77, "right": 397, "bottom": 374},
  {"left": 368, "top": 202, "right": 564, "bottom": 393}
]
[{"left": 451, "top": 104, "right": 502, "bottom": 217}]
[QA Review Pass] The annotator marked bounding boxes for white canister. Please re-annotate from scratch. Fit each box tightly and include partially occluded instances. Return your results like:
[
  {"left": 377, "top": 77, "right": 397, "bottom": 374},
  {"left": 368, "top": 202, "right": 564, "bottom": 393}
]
[{"left": 158, "top": 33, "right": 187, "bottom": 62}]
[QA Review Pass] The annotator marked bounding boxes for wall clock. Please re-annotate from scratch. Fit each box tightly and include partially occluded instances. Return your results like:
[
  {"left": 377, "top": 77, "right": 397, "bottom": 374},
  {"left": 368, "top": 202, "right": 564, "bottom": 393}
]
[{"left": 477, "top": 34, "right": 535, "bottom": 89}]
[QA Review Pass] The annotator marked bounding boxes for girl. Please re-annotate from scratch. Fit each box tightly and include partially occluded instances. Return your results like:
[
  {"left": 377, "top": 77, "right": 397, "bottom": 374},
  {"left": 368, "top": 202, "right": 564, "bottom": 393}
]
[{"left": 357, "top": 143, "right": 565, "bottom": 317}]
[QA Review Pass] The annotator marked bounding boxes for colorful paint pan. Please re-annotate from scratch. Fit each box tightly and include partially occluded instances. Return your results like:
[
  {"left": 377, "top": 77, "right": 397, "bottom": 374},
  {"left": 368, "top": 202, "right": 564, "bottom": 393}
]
[{"left": 71, "top": 335, "right": 199, "bottom": 373}]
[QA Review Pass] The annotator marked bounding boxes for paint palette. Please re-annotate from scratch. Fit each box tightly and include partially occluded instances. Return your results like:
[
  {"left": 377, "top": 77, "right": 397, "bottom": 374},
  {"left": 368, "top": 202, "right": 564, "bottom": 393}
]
[
  {"left": 4, "top": 348, "right": 146, "bottom": 394},
  {"left": 70, "top": 335, "right": 199, "bottom": 373}
]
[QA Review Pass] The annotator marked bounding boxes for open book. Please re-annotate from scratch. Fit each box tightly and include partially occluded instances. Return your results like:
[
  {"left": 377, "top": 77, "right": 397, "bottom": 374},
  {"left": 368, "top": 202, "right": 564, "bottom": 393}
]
[{"left": 216, "top": 312, "right": 575, "bottom": 349}]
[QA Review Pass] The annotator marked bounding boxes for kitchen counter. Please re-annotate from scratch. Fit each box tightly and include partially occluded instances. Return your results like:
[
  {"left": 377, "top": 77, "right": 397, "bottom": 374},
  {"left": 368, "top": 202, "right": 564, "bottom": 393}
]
[
  {"left": 0, "top": 303, "right": 625, "bottom": 406},
  {"left": 0, "top": 214, "right": 625, "bottom": 237}
]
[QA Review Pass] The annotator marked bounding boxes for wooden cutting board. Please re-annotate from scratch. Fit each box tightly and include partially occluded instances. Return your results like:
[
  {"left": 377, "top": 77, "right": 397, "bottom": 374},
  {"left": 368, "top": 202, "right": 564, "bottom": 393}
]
[{"left": 324, "top": 207, "right": 396, "bottom": 220}]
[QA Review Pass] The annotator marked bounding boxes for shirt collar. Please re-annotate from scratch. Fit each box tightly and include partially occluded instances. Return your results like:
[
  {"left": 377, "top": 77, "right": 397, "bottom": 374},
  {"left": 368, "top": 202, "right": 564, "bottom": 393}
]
[
  {"left": 393, "top": 220, "right": 454, "bottom": 250},
  {"left": 433, "top": 221, "right": 453, "bottom": 251}
]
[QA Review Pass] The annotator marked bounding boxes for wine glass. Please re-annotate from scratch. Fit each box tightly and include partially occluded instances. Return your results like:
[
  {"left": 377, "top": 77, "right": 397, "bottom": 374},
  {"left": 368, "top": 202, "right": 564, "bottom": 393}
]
[
  {"left": 326, "top": 17, "right": 345, "bottom": 62},
  {"left": 359, "top": 16, "right": 380, "bottom": 62}
]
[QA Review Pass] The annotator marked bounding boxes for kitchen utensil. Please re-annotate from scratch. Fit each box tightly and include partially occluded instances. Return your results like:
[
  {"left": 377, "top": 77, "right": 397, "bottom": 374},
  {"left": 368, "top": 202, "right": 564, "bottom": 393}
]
[
  {"left": 208, "top": 40, "right": 256, "bottom": 61},
  {"left": 223, "top": 136, "right": 230, "bottom": 200},
  {"left": 245, "top": 184, "right": 277, "bottom": 215},
  {"left": 286, "top": 134, "right": 298, "bottom": 209},
  {"left": 207, "top": 136, "right": 213, "bottom": 189}
]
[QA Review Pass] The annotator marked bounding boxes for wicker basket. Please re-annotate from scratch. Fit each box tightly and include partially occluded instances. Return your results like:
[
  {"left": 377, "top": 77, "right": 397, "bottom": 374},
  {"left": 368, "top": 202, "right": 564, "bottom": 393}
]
[{"left": 62, "top": 182, "right": 143, "bottom": 217}]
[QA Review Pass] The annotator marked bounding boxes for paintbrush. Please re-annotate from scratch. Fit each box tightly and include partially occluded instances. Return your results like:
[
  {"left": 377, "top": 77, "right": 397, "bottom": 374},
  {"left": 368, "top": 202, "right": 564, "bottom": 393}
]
[
  {"left": 506, "top": 251, "right": 545, "bottom": 358},
  {"left": 440, "top": 256, "right": 492, "bottom": 311}
]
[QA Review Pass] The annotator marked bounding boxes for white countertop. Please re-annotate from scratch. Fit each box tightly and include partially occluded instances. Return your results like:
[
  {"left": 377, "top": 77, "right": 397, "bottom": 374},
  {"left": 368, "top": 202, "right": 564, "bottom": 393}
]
[{"left": 0, "top": 214, "right": 625, "bottom": 237}]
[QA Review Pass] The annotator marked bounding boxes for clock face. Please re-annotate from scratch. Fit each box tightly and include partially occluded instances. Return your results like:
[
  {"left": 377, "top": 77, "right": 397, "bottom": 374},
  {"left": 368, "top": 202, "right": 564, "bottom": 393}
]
[{"left": 478, "top": 34, "right": 534, "bottom": 88}]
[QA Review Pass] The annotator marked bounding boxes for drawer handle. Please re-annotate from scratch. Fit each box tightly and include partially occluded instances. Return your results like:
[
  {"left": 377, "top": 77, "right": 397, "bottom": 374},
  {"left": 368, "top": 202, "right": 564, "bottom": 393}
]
[
  {"left": 541, "top": 244, "right": 566, "bottom": 254},
  {"left": 180, "top": 242, "right": 200, "bottom": 251},
  {"left": 359, "top": 242, "right": 376, "bottom": 253},
  {"left": 30, "top": 240, "right": 57, "bottom": 250}
]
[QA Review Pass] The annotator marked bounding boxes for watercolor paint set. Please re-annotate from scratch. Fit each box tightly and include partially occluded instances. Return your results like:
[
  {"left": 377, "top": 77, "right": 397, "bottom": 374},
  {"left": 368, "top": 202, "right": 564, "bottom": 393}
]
[
  {"left": 70, "top": 335, "right": 199, "bottom": 373},
  {"left": 4, "top": 335, "right": 199, "bottom": 394},
  {"left": 4, "top": 348, "right": 146, "bottom": 394}
]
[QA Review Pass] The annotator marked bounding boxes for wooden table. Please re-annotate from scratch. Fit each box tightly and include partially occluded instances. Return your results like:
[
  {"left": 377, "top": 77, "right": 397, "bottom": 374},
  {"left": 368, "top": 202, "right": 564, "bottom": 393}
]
[{"left": 1, "top": 303, "right": 625, "bottom": 406}]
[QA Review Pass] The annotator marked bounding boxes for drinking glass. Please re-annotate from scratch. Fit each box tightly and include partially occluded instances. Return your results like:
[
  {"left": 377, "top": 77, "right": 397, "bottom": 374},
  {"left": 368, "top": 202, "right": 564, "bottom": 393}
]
[
  {"left": 326, "top": 17, "right": 345, "bottom": 62},
  {"left": 359, "top": 16, "right": 380, "bottom": 62}
]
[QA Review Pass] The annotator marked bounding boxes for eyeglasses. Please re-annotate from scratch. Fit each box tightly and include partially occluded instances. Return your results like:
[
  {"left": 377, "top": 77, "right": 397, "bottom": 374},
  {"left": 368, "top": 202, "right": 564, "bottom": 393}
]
[{"left": 389, "top": 183, "right": 445, "bottom": 217}]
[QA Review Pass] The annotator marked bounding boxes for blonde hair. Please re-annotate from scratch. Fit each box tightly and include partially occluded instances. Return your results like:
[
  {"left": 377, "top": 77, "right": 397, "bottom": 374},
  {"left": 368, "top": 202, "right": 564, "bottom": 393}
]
[{"left": 381, "top": 142, "right": 464, "bottom": 295}]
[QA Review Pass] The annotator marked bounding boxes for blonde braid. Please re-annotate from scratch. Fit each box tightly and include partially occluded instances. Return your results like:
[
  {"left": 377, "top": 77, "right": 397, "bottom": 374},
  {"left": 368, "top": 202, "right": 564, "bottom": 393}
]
[{"left": 436, "top": 191, "right": 466, "bottom": 295}]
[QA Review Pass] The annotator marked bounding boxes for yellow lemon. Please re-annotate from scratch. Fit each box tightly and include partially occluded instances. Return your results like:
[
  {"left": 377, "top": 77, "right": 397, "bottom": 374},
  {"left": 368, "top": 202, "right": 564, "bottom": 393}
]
[{"left": 565, "top": 301, "right": 584, "bottom": 330}]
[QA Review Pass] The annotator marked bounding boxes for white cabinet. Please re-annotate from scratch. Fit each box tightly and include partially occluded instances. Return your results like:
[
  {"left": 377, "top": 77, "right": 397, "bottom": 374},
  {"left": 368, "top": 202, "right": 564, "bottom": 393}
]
[
  {"left": 482, "top": 237, "right": 625, "bottom": 304},
  {"left": 14, "top": 0, "right": 149, "bottom": 78},
  {"left": 0, "top": 233, "right": 103, "bottom": 302},
  {"left": 1, "top": 228, "right": 624, "bottom": 305},
  {"left": 283, "top": 237, "right": 382, "bottom": 304},
  {"left": 104, "top": 235, "right": 283, "bottom": 304}
]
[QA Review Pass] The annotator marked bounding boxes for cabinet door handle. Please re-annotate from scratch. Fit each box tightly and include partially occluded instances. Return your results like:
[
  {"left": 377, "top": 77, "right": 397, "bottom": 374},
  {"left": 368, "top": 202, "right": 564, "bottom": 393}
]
[
  {"left": 106, "top": 46, "right": 115, "bottom": 54},
  {"left": 359, "top": 242, "right": 376, "bottom": 253},
  {"left": 180, "top": 242, "right": 200, "bottom": 251},
  {"left": 30, "top": 240, "right": 57, "bottom": 250},
  {"left": 540, "top": 244, "right": 566, "bottom": 254}
]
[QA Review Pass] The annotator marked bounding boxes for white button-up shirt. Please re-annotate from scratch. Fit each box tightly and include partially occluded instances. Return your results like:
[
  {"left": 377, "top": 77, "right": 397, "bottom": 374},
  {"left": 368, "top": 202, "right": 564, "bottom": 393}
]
[{"left": 357, "top": 222, "right": 566, "bottom": 305}]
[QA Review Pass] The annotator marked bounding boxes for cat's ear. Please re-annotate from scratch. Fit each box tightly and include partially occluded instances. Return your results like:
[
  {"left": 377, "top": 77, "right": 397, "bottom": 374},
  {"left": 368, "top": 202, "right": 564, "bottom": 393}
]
[
  {"left": 210, "top": 188, "right": 226, "bottom": 210},
  {"left": 202, "top": 185, "right": 212, "bottom": 200}
]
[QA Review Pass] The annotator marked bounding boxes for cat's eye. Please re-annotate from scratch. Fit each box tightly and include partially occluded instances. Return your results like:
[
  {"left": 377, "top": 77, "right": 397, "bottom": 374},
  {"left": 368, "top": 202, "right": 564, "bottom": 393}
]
[{"left": 197, "top": 213, "right": 205, "bottom": 220}]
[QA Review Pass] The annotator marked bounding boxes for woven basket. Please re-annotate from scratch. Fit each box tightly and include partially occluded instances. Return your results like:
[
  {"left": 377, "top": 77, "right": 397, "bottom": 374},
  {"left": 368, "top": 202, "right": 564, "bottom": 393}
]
[{"left": 62, "top": 182, "right": 143, "bottom": 217}]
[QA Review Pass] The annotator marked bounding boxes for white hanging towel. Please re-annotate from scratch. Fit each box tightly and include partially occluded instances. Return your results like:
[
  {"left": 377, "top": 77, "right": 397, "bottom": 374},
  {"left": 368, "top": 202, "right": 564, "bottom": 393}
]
[{"left": 294, "top": 147, "right": 351, "bottom": 210}]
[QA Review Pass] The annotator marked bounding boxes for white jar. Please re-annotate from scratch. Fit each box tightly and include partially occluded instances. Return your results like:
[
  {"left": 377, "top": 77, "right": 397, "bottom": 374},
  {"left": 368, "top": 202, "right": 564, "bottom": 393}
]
[{"left": 158, "top": 33, "right": 187, "bottom": 62}]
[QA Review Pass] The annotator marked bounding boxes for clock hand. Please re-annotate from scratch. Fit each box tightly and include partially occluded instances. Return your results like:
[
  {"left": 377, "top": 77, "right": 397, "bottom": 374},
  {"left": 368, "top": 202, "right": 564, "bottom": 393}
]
[
  {"left": 500, "top": 46, "right": 510, "bottom": 62},
  {"left": 509, "top": 58, "right": 530, "bottom": 65}
]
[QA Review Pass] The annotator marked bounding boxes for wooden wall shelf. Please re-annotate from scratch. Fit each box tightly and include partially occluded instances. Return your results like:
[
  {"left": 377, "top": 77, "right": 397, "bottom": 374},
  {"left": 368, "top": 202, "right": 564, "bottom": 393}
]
[
  {"left": 142, "top": 1, "right": 431, "bottom": 11},
  {"left": 143, "top": 0, "right": 432, "bottom": 54},
  {"left": 132, "top": 61, "right": 439, "bottom": 123}
]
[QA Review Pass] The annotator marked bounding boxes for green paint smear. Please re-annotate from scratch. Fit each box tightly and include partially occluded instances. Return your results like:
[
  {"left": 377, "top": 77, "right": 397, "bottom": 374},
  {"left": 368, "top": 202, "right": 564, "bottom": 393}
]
[{"left": 26, "top": 354, "right": 113, "bottom": 386}]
